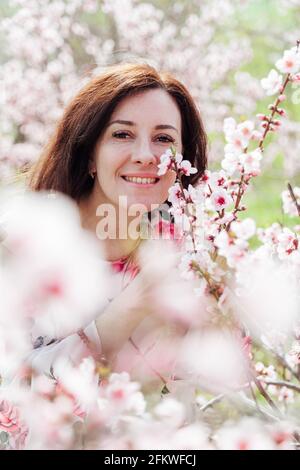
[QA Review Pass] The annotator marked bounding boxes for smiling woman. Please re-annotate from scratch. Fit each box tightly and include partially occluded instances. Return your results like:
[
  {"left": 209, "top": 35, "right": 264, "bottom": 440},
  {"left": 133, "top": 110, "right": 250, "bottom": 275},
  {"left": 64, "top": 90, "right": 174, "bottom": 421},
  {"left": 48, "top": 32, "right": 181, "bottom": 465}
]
[
  {"left": 26, "top": 62, "right": 208, "bottom": 385},
  {"left": 81, "top": 88, "right": 183, "bottom": 246},
  {"left": 28, "top": 63, "right": 207, "bottom": 259}
]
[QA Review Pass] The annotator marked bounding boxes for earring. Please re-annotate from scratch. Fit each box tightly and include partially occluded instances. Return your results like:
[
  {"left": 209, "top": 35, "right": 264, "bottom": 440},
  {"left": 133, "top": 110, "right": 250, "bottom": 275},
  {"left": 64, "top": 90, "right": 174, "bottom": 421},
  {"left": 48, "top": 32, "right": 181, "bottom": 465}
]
[{"left": 89, "top": 170, "right": 96, "bottom": 179}]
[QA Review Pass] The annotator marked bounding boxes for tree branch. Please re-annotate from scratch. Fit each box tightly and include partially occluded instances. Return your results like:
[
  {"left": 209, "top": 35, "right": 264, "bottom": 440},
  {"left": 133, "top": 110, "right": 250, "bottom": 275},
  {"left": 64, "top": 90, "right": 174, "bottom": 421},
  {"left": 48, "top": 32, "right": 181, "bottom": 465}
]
[{"left": 287, "top": 183, "right": 300, "bottom": 217}]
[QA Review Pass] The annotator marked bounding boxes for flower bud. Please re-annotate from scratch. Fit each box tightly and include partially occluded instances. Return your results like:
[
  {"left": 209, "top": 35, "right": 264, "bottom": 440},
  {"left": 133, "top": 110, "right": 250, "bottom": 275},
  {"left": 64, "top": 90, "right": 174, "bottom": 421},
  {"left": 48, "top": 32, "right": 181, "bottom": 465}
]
[
  {"left": 256, "top": 113, "right": 268, "bottom": 121},
  {"left": 291, "top": 73, "right": 300, "bottom": 83},
  {"left": 277, "top": 108, "right": 287, "bottom": 117}
]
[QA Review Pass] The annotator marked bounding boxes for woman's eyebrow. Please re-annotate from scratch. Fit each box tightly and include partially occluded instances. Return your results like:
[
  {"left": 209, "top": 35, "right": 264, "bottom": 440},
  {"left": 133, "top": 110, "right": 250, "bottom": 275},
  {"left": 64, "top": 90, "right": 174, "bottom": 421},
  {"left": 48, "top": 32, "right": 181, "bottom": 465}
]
[{"left": 108, "top": 119, "right": 178, "bottom": 134}]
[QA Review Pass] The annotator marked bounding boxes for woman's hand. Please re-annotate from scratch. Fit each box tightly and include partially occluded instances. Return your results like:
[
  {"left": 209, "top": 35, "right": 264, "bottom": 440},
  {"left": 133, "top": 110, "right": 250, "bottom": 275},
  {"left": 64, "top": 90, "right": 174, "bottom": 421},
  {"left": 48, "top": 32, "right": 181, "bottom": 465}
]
[
  {"left": 95, "top": 240, "right": 182, "bottom": 363},
  {"left": 95, "top": 269, "right": 157, "bottom": 363}
]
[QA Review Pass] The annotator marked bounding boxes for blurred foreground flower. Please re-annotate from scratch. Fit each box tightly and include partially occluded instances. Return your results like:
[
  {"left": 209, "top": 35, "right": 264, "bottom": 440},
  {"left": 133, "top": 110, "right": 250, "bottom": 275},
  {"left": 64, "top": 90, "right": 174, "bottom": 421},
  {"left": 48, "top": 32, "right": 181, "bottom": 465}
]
[{"left": 0, "top": 188, "right": 110, "bottom": 377}]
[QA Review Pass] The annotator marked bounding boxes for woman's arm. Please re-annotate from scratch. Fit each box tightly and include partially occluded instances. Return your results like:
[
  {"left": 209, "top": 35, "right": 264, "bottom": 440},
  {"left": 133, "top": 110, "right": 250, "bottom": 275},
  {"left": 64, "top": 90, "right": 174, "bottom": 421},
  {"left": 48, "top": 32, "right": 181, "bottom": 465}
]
[
  {"left": 96, "top": 241, "right": 185, "bottom": 363},
  {"left": 95, "top": 270, "right": 155, "bottom": 363}
]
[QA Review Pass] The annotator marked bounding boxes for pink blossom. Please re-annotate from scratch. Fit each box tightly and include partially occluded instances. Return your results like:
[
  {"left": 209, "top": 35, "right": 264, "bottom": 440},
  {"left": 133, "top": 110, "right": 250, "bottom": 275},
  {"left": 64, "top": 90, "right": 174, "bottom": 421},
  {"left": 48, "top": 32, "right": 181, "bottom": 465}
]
[
  {"left": 99, "top": 372, "right": 146, "bottom": 417},
  {"left": 224, "top": 132, "right": 246, "bottom": 154},
  {"left": 187, "top": 184, "right": 204, "bottom": 204},
  {"left": 168, "top": 182, "right": 186, "bottom": 205},
  {"left": 231, "top": 218, "right": 256, "bottom": 240},
  {"left": 209, "top": 188, "right": 233, "bottom": 211},
  {"left": 251, "top": 130, "right": 263, "bottom": 140},
  {"left": 287, "top": 341, "right": 300, "bottom": 367},
  {"left": 214, "top": 231, "right": 248, "bottom": 268},
  {"left": 237, "top": 120, "right": 255, "bottom": 142},
  {"left": 178, "top": 160, "right": 197, "bottom": 176},
  {"left": 276, "top": 47, "right": 300, "bottom": 74},
  {"left": 257, "top": 223, "right": 282, "bottom": 246},
  {"left": 261, "top": 69, "right": 283, "bottom": 96},
  {"left": 278, "top": 387, "right": 294, "bottom": 404},
  {"left": 223, "top": 118, "right": 254, "bottom": 152},
  {"left": 215, "top": 211, "right": 236, "bottom": 225},
  {"left": 177, "top": 330, "right": 248, "bottom": 392},
  {"left": 223, "top": 117, "right": 236, "bottom": 136},
  {"left": 239, "top": 148, "right": 262, "bottom": 175},
  {"left": 1, "top": 191, "right": 110, "bottom": 341},
  {"left": 169, "top": 208, "right": 191, "bottom": 233},
  {"left": 0, "top": 400, "right": 22, "bottom": 434},
  {"left": 0, "top": 399, "right": 28, "bottom": 450},
  {"left": 157, "top": 151, "right": 173, "bottom": 176},
  {"left": 268, "top": 423, "right": 294, "bottom": 450},
  {"left": 277, "top": 227, "right": 299, "bottom": 259},
  {"left": 255, "top": 362, "right": 277, "bottom": 380},
  {"left": 209, "top": 170, "right": 229, "bottom": 190},
  {"left": 53, "top": 356, "right": 99, "bottom": 411},
  {"left": 174, "top": 152, "right": 183, "bottom": 165},
  {"left": 196, "top": 170, "right": 211, "bottom": 187},
  {"left": 153, "top": 397, "right": 185, "bottom": 427},
  {"left": 291, "top": 73, "right": 300, "bottom": 83},
  {"left": 178, "top": 252, "right": 199, "bottom": 280},
  {"left": 179, "top": 249, "right": 221, "bottom": 283},
  {"left": 281, "top": 186, "right": 300, "bottom": 217},
  {"left": 216, "top": 418, "right": 276, "bottom": 450},
  {"left": 221, "top": 152, "right": 241, "bottom": 176}
]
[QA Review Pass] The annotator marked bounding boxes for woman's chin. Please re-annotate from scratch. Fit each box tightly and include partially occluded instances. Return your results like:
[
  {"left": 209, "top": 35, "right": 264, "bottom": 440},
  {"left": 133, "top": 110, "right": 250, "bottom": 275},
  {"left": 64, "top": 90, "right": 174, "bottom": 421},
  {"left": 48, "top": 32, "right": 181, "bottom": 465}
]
[{"left": 117, "top": 195, "right": 161, "bottom": 213}]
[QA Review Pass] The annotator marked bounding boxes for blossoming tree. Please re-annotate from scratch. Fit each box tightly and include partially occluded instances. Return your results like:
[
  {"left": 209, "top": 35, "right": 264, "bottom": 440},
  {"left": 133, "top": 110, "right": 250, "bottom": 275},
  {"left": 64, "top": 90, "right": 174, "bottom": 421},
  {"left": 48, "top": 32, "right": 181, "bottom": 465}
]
[
  {"left": 3, "top": 0, "right": 299, "bottom": 180},
  {"left": 1, "top": 1, "right": 300, "bottom": 451}
]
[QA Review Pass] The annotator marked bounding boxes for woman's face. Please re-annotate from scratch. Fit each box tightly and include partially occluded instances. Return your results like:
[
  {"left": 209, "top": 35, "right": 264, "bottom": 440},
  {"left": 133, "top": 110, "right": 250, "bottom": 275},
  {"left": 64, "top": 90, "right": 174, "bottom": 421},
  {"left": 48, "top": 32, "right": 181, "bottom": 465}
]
[{"left": 91, "top": 88, "right": 183, "bottom": 213}]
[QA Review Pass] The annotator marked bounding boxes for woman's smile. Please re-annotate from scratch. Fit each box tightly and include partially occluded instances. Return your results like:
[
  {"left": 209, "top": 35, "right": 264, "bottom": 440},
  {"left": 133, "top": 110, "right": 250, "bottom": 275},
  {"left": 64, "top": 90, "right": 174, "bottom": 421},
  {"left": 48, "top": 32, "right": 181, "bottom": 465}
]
[{"left": 120, "top": 173, "right": 160, "bottom": 188}]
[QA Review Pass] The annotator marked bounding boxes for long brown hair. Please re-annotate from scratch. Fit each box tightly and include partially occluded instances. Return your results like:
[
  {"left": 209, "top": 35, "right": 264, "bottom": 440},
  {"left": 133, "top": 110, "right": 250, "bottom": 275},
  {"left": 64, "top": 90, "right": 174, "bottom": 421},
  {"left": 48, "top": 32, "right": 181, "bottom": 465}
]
[{"left": 27, "top": 62, "right": 207, "bottom": 201}]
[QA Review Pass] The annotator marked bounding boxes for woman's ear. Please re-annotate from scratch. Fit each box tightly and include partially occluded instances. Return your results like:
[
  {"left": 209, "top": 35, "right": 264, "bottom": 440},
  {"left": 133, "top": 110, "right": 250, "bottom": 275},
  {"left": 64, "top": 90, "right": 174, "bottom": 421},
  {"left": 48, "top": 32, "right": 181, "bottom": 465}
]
[{"left": 88, "top": 159, "right": 96, "bottom": 178}]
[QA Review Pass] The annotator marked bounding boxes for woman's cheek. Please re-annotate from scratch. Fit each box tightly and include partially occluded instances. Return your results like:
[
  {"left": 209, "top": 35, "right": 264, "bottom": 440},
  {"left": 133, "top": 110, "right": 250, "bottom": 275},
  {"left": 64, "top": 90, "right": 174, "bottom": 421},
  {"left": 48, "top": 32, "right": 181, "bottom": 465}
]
[
  {"left": 160, "top": 173, "right": 176, "bottom": 201},
  {"left": 166, "top": 170, "right": 177, "bottom": 188}
]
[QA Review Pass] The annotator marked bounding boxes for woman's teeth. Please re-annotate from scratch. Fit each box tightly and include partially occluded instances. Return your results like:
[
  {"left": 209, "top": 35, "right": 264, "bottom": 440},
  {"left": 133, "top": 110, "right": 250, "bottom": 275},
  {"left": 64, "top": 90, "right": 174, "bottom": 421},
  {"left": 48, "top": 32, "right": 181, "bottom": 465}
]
[{"left": 123, "top": 176, "right": 158, "bottom": 184}]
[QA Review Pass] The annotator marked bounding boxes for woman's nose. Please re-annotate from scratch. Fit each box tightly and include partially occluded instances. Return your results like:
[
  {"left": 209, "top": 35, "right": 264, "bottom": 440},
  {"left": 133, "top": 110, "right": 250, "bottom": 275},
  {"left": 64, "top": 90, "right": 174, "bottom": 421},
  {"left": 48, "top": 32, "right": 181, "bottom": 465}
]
[{"left": 131, "top": 139, "right": 157, "bottom": 166}]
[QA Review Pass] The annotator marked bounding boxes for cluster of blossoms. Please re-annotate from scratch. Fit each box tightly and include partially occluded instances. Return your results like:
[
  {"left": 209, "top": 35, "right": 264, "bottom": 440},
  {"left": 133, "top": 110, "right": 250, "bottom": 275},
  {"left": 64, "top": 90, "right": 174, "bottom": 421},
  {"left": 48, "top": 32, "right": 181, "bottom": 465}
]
[
  {"left": 0, "top": 0, "right": 267, "bottom": 181},
  {"left": 257, "top": 224, "right": 300, "bottom": 262},
  {"left": 282, "top": 186, "right": 300, "bottom": 217},
  {"left": 0, "top": 190, "right": 111, "bottom": 378},
  {"left": 153, "top": 40, "right": 300, "bottom": 448},
  {"left": 0, "top": 358, "right": 296, "bottom": 450},
  {"left": 261, "top": 46, "right": 300, "bottom": 96},
  {"left": 2, "top": 0, "right": 300, "bottom": 179},
  {"left": 255, "top": 362, "right": 295, "bottom": 404},
  {"left": 0, "top": 169, "right": 299, "bottom": 449}
]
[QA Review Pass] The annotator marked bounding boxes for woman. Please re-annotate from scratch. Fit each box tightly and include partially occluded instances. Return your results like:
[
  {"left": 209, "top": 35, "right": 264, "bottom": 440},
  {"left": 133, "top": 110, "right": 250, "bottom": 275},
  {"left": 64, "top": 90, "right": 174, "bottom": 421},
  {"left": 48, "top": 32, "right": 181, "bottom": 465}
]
[{"left": 27, "top": 62, "right": 207, "bottom": 388}]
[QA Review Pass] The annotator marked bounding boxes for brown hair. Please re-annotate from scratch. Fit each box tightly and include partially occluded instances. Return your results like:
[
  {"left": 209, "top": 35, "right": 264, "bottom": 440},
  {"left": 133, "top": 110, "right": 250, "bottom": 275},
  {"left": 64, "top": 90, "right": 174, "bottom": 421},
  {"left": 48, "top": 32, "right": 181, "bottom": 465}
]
[{"left": 27, "top": 62, "right": 207, "bottom": 201}]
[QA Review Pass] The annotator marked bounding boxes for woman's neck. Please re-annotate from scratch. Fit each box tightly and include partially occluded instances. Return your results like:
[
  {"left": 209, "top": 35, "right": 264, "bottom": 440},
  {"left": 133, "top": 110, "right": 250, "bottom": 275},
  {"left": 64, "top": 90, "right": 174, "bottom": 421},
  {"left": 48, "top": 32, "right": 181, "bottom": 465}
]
[
  {"left": 78, "top": 193, "right": 141, "bottom": 262},
  {"left": 100, "top": 237, "right": 141, "bottom": 262}
]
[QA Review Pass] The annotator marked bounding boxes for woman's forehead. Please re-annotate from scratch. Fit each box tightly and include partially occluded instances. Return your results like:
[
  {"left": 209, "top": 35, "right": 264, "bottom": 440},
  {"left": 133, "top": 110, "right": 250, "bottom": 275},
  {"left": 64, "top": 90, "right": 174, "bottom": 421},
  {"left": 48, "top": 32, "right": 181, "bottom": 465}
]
[{"left": 110, "top": 89, "right": 182, "bottom": 127}]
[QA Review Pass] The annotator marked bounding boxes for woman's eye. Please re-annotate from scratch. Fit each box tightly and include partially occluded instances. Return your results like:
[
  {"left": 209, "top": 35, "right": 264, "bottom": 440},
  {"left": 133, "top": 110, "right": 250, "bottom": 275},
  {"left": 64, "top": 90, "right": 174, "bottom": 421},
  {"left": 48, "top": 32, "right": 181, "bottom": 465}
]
[
  {"left": 112, "top": 131, "right": 130, "bottom": 139},
  {"left": 112, "top": 132, "right": 174, "bottom": 143},
  {"left": 157, "top": 135, "right": 175, "bottom": 143}
]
